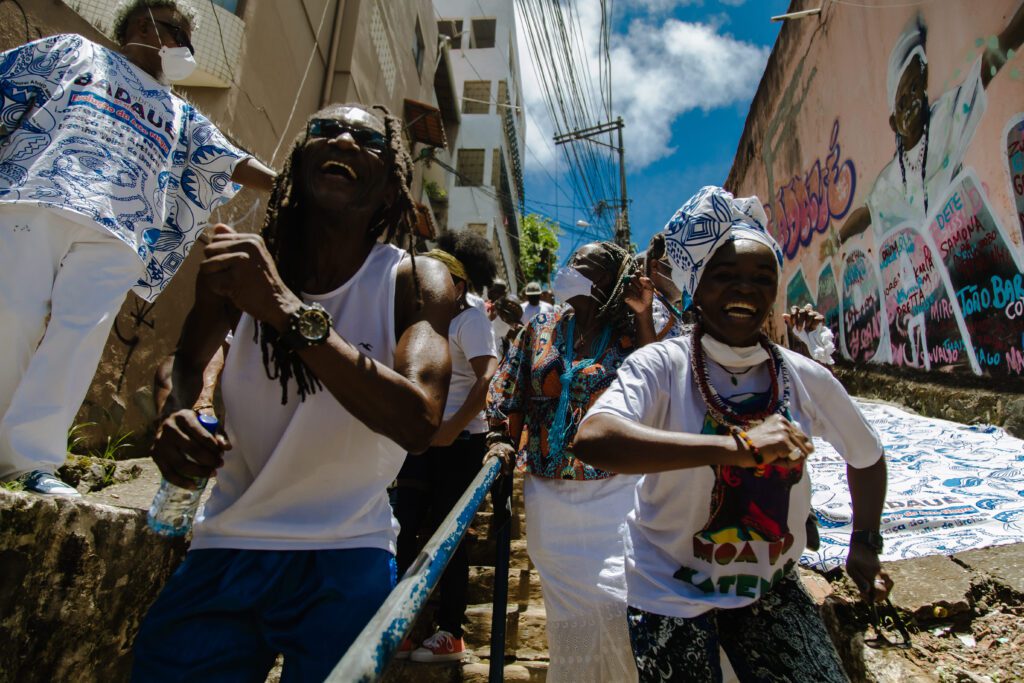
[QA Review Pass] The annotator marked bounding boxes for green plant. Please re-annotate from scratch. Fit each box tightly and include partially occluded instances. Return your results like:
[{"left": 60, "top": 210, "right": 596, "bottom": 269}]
[
  {"left": 1, "top": 479, "right": 25, "bottom": 492},
  {"left": 519, "top": 213, "right": 561, "bottom": 284},
  {"left": 424, "top": 180, "right": 447, "bottom": 202},
  {"left": 67, "top": 421, "right": 96, "bottom": 456}
]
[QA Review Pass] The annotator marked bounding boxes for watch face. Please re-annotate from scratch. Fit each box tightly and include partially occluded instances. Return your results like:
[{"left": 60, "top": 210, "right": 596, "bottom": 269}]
[{"left": 298, "top": 309, "right": 329, "bottom": 340}]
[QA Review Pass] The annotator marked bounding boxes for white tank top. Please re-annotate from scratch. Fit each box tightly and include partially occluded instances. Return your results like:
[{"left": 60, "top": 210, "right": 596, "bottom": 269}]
[{"left": 191, "top": 243, "right": 407, "bottom": 553}]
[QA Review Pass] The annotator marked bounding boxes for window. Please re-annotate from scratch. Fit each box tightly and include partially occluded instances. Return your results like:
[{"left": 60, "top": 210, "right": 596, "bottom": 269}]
[
  {"left": 470, "top": 18, "right": 496, "bottom": 49},
  {"left": 491, "top": 148, "right": 502, "bottom": 186},
  {"left": 369, "top": 1, "right": 396, "bottom": 95},
  {"left": 437, "top": 19, "right": 463, "bottom": 49},
  {"left": 210, "top": 0, "right": 242, "bottom": 13},
  {"left": 462, "top": 80, "right": 491, "bottom": 114},
  {"left": 413, "top": 18, "right": 425, "bottom": 75},
  {"left": 456, "top": 149, "right": 485, "bottom": 186},
  {"left": 497, "top": 80, "right": 509, "bottom": 107},
  {"left": 468, "top": 223, "right": 488, "bottom": 238}
]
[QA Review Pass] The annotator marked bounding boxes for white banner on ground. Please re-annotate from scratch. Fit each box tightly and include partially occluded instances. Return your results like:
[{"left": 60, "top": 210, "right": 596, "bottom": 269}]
[{"left": 802, "top": 399, "right": 1024, "bottom": 572}]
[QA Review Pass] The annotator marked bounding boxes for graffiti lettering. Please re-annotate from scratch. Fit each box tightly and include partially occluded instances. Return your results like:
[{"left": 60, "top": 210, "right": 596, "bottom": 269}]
[
  {"left": 1007, "top": 346, "right": 1024, "bottom": 375},
  {"left": 770, "top": 120, "right": 857, "bottom": 260},
  {"left": 976, "top": 347, "right": 1002, "bottom": 367},
  {"left": 929, "top": 297, "right": 954, "bottom": 321}
]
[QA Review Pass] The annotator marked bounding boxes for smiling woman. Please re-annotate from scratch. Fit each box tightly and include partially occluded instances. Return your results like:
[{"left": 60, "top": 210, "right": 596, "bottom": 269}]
[{"left": 573, "top": 185, "right": 891, "bottom": 683}]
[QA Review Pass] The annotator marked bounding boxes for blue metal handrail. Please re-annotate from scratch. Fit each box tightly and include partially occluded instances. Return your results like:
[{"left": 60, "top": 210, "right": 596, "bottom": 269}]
[{"left": 326, "top": 457, "right": 512, "bottom": 682}]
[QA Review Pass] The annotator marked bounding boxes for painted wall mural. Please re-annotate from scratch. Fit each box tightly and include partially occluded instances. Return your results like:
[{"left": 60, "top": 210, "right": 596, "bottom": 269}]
[{"left": 756, "top": 2, "right": 1024, "bottom": 378}]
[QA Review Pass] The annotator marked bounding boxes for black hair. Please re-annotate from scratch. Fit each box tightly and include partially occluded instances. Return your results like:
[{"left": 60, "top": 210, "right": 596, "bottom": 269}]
[
  {"left": 580, "top": 241, "right": 640, "bottom": 338},
  {"left": 436, "top": 230, "right": 497, "bottom": 292},
  {"left": 257, "top": 103, "right": 418, "bottom": 404},
  {"left": 113, "top": 0, "right": 197, "bottom": 45},
  {"left": 894, "top": 31, "right": 930, "bottom": 217}
]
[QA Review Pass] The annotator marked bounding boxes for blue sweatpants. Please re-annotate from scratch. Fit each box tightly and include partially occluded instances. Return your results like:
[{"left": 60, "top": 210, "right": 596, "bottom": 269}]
[{"left": 131, "top": 548, "right": 397, "bottom": 683}]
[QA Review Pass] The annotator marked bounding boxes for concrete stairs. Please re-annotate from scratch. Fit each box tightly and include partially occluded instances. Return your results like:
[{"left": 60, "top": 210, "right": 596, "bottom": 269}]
[{"left": 383, "top": 472, "right": 550, "bottom": 682}]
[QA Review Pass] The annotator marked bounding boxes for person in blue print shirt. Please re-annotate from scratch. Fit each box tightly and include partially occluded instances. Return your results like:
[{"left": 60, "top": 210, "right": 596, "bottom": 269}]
[{"left": 0, "top": 0, "right": 275, "bottom": 496}]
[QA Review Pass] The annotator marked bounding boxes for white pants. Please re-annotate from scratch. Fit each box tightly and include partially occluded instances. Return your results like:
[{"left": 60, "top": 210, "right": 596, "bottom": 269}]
[
  {"left": 524, "top": 472, "right": 641, "bottom": 683},
  {"left": 0, "top": 205, "right": 142, "bottom": 480}
]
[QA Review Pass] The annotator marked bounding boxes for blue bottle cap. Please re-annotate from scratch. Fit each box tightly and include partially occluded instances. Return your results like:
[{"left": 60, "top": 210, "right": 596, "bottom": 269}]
[{"left": 197, "top": 413, "right": 220, "bottom": 435}]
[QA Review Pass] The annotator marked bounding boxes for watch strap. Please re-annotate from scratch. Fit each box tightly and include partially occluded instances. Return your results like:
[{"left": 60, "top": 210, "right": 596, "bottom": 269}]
[
  {"left": 850, "top": 529, "right": 884, "bottom": 553},
  {"left": 280, "top": 303, "right": 331, "bottom": 350}
]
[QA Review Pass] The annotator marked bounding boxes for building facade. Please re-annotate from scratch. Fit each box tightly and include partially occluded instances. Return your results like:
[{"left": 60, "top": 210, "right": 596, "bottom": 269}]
[
  {"left": 1, "top": 0, "right": 457, "bottom": 449},
  {"left": 432, "top": 0, "right": 526, "bottom": 292},
  {"left": 726, "top": 0, "right": 1024, "bottom": 379}
]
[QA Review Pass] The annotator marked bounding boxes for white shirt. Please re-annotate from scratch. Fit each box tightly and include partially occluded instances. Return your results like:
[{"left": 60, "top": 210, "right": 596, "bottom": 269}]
[
  {"left": 193, "top": 244, "right": 408, "bottom": 553},
  {"left": 583, "top": 336, "right": 883, "bottom": 618},
  {"left": 0, "top": 35, "right": 247, "bottom": 301},
  {"left": 444, "top": 305, "right": 498, "bottom": 434},
  {"left": 521, "top": 300, "right": 554, "bottom": 324}
]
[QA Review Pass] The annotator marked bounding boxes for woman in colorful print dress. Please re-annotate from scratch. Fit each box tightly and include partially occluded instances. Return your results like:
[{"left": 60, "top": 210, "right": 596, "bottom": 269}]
[{"left": 485, "top": 241, "right": 656, "bottom": 682}]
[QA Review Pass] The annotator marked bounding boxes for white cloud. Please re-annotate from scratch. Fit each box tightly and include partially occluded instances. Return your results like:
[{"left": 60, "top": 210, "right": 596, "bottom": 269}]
[
  {"left": 516, "top": 6, "right": 769, "bottom": 175},
  {"left": 718, "top": 0, "right": 747, "bottom": 7},
  {"left": 621, "top": 0, "right": 704, "bottom": 13}
]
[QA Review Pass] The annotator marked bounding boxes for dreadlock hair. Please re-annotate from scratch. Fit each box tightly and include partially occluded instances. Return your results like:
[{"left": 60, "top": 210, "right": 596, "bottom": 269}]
[
  {"left": 895, "top": 55, "right": 931, "bottom": 217},
  {"left": 257, "top": 103, "right": 418, "bottom": 405},
  {"left": 582, "top": 241, "right": 641, "bottom": 338},
  {"left": 436, "top": 229, "right": 497, "bottom": 292}
]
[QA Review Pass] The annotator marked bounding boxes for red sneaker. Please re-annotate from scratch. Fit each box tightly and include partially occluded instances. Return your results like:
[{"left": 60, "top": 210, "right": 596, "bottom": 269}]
[
  {"left": 394, "top": 637, "right": 416, "bottom": 660},
  {"left": 409, "top": 630, "right": 466, "bottom": 662}
]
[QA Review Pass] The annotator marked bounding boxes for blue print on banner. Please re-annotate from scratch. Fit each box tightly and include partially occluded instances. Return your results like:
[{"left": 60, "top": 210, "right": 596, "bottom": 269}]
[{"left": 802, "top": 401, "right": 1024, "bottom": 572}]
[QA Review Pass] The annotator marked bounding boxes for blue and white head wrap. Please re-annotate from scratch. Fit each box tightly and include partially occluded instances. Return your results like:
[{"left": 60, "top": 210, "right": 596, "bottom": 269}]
[{"left": 661, "top": 185, "right": 783, "bottom": 310}]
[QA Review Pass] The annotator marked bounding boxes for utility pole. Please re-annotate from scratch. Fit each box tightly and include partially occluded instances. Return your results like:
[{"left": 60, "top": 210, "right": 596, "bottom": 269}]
[{"left": 552, "top": 118, "right": 630, "bottom": 249}]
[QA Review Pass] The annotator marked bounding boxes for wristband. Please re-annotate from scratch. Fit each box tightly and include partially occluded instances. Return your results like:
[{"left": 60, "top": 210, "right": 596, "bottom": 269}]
[
  {"left": 486, "top": 430, "right": 514, "bottom": 450},
  {"left": 729, "top": 425, "right": 763, "bottom": 465}
]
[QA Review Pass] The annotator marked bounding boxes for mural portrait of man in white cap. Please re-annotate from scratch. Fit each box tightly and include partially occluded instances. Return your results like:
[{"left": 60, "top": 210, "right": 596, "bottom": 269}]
[{"left": 839, "top": 5, "right": 1024, "bottom": 243}]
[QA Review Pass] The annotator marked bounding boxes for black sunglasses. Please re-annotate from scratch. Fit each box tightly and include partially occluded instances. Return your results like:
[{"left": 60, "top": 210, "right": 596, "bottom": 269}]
[
  {"left": 307, "top": 118, "right": 388, "bottom": 153},
  {"left": 155, "top": 19, "right": 194, "bottom": 55}
]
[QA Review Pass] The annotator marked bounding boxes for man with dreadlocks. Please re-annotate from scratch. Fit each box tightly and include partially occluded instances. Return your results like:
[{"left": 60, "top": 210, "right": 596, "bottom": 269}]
[
  {"left": 132, "top": 104, "right": 455, "bottom": 682},
  {"left": 485, "top": 242, "right": 656, "bottom": 682},
  {"left": 0, "top": 0, "right": 275, "bottom": 496},
  {"left": 838, "top": 6, "right": 1024, "bottom": 245}
]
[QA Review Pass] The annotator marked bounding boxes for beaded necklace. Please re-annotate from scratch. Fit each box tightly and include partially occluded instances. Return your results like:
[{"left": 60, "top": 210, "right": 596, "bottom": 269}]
[
  {"left": 548, "top": 314, "right": 612, "bottom": 468},
  {"left": 690, "top": 322, "right": 791, "bottom": 428}
]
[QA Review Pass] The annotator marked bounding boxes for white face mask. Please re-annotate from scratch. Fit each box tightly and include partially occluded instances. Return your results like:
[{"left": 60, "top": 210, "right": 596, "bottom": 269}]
[
  {"left": 125, "top": 8, "right": 197, "bottom": 83},
  {"left": 157, "top": 45, "right": 197, "bottom": 82},
  {"left": 552, "top": 266, "right": 595, "bottom": 304}
]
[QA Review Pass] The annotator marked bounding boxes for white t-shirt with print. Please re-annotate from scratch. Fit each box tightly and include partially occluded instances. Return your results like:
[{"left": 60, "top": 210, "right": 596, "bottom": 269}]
[
  {"left": 582, "top": 336, "right": 883, "bottom": 618},
  {"left": 521, "top": 300, "right": 554, "bottom": 324},
  {"left": 444, "top": 305, "right": 498, "bottom": 434},
  {"left": 0, "top": 34, "right": 247, "bottom": 301}
]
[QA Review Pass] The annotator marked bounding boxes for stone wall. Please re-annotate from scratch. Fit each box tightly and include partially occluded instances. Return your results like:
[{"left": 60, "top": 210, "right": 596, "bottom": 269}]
[
  {"left": 0, "top": 490, "right": 185, "bottom": 683},
  {"left": 832, "top": 361, "right": 1024, "bottom": 438}
]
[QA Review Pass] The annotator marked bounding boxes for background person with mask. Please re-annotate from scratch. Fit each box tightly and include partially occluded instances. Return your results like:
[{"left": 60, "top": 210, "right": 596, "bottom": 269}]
[
  {"left": 0, "top": 0, "right": 274, "bottom": 495},
  {"left": 485, "top": 242, "right": 655, "bottom": 682}
]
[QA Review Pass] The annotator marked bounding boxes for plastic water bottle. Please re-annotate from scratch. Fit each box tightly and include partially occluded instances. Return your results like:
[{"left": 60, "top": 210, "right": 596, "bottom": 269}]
[{"left": 147, "top": 414, "right": 219, "bottom": 537}]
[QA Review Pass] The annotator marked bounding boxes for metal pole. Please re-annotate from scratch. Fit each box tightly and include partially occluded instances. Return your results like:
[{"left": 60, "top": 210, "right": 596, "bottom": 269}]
[
  {"left": 488, "top": 473, "right": 513, "bottom": 682},
  {"left": 616, "top": 117, "right": 630, "bottom": 249},
  {"left": 326, "top": 458, "right": 502, "bottom": 682}
]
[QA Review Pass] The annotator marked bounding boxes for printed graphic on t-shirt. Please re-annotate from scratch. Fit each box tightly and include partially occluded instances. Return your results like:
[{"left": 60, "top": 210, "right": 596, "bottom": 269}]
[
  {"left": 0, "top": 35, "right": 243, "bottom": 301},
  {"left": 672, "top": 410, "right": 802, "bottom": 599}
]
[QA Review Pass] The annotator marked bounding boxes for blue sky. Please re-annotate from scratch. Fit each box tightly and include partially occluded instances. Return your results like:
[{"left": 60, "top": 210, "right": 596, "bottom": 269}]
[{"left": 516, "top": 0, "right": 792, "bottom": 263}]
